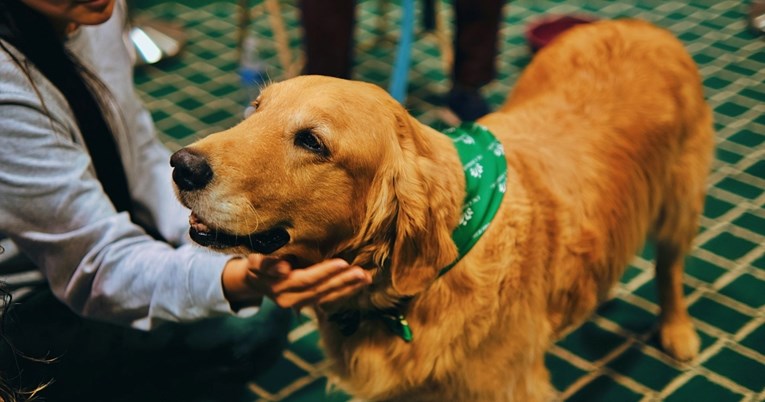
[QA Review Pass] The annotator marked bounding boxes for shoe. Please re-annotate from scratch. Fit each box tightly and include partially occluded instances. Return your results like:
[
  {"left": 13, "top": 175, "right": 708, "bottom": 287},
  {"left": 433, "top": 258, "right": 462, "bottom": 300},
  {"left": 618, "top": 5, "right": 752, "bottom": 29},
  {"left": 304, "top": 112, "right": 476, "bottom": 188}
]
[
  {"left": 447, "top": 86, "right": 491, "bottom": 122},
  {"left": 749, "top": 0, "right": 765, "bottom": 36}
]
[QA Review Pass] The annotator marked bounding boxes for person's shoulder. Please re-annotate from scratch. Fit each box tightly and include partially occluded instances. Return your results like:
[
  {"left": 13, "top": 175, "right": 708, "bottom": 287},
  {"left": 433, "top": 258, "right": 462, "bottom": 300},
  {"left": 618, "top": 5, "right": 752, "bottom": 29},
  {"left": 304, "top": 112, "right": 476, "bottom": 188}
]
[
  {"left": 0, "top": 40, "right": 74, "bottom": 130},
  {"left": 0, "top": 41, "right": 38, "bottom": 101}
]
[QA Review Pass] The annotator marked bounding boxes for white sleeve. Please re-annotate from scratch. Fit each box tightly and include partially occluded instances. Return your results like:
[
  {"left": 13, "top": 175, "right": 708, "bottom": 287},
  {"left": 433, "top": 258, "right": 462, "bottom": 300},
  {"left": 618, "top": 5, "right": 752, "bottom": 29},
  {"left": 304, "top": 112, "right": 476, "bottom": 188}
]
[{"left": 0, "top": 88, "right": 244, "bottom": 330}]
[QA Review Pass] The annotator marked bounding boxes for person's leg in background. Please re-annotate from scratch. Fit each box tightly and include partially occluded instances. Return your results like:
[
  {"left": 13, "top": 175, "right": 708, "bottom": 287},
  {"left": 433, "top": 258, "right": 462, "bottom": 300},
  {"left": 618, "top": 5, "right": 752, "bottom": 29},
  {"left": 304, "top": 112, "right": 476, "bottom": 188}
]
[
  {"left": 449, "top": 0, "right": 506, "bottom": 122},
  {"left": 299, "top": 0, "right": 356, "bottom": 78}
]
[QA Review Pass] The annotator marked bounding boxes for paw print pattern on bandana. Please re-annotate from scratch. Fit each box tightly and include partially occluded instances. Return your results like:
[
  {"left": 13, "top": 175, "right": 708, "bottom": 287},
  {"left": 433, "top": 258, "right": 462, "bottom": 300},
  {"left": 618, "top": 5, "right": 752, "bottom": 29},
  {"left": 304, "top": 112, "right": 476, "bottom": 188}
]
[
  {"left": 492, "top": 143, "right": 505, "bottom": 157},
  {"left": 498, "top": 180, "right": 507, "bottom": 194},
  {"left": 469, "top": 163, "right": 484, "bottom": 178},
  {"left": 454, "top": 134, "right": 476, "bottom": 145},
  {"left": 441, "top": 122, "right": 508, "bottom": 275},
  {"left": 460, "top": 207, "right": 474, "bottom": 226}
]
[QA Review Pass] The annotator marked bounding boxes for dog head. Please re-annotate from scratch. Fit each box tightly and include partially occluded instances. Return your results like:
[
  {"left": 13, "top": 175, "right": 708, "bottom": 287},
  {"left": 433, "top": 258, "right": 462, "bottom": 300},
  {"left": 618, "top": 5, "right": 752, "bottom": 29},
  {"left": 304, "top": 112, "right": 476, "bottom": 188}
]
[{"left": 172, "top": 75, "right": 460, "bottom": 297}]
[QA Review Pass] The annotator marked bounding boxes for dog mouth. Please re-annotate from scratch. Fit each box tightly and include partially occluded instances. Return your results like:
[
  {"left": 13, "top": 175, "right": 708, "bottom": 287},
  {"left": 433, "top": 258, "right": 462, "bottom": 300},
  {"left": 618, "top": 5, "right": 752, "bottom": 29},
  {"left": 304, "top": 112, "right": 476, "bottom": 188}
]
[{"left": 188, "top": 212, "right": 290, "bottom": 254}]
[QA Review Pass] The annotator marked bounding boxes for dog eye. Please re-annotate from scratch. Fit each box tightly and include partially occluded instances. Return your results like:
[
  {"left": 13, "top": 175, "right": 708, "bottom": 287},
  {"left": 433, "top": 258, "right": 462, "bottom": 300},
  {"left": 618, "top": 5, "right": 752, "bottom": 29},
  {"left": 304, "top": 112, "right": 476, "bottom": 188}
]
[{"left": 294, "top": 129, "right": 328, "bottom": 156}]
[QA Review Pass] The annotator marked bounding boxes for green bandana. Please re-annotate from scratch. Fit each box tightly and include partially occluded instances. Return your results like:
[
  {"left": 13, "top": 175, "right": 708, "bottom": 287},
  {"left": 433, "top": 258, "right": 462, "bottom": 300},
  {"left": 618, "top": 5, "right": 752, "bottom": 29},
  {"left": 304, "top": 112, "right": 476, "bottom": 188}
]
[
  {"left": 440, "top": 122, "right": 508, "bottom": 275},
  {"left": 329, "top": 123, "right": 507, "bottom": 343}
]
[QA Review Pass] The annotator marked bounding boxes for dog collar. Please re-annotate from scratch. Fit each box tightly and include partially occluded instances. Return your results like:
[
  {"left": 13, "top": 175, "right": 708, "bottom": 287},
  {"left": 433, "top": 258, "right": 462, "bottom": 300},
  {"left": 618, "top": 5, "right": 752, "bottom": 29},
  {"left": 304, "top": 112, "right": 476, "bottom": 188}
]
[
  {"left": 329, "top": 123, "right": 506, "bottom": 343},
  {"left": 329, "top": 306, "right": 413, "bottom": 342},
  {"left": 440, "top": 122, "right": 508, "bottom": 276}
]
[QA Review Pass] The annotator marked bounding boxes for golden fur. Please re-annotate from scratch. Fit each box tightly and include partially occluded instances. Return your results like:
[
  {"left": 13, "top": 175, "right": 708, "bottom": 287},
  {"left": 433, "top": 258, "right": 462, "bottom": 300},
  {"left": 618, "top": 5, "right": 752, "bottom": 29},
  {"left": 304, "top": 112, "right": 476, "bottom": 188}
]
[{"left": 176, "top": 20, "right": 713, "bottom": 401}]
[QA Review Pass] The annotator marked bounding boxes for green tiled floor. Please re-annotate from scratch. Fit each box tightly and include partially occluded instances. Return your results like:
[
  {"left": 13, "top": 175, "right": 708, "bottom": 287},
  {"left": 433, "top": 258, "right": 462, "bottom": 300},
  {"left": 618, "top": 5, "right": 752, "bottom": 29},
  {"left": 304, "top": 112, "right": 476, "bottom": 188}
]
[{"left": 132, "top": 0, "right": 764, "bottom": 400}]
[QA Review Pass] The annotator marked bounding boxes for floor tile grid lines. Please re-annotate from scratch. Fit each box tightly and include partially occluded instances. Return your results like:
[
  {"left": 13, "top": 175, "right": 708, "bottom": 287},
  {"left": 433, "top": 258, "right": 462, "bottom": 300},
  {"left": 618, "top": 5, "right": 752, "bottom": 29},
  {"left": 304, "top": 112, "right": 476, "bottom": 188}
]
[
  {"left": 250, "top": 356, "right": 332, "bottom": 402},
  {"left": 140, "top": 28, "right": 242, "bottom": 75},
  {"left": 703, "top": 226, "right": 765, "bottom": 272},
  {"left": 571, "top": 302, "right": 755, "bottom": 400},
  {"left": 135, "top": 72, "right": 245, "bottom": 143},
  {"left": 693, "top": 209, "right": 764, "bottom": 257},
  {"left": 149, "top": 95, "right": 240, "bottom": 126},
  {"left": 689, "top": 312, "right": 763, "bottom": 367},
  {"left": 547, "top": 344, "right": 614, "bottom": 399},
  {"left": 733, "top": 147, "right": 765, "bottom": 183},
  {"left": 609, "top": 262, "right": 657, "bottom": 302},
  {"left": 697, "top": 356, "right": 765, "bottom": 399},
  {"left": 141, "top": 103, "right": 241, "bottom": 143},
  {"left": 708, "top": 165, "right": 765, "bottom": 200},
  {"left": 593, "top": 308, "right": 704, "bottom": 369},
  {"left": 250, "top": 384, "right": 278, "bottom": 401},
  {"left": 596, "top": 367, "right": 657, "bottom": 400},
  {"left": 691, "top": 246, "right": 764, "bottom": 291},
  {"left": 549, "top": 296, "right": 699, "bottom": 398},
  {"left": 727, "top": 319, "right": 765, "bottom": 364},
  {"left": 251, "top": 315, "right": 329, "bottom": 401},
  {"left": 551, "top": 260, "right": 657, "bottom": 340},
  {"left": 584, "top": 250, "right": 764, "bottom": 397},
  {"left": 697, "top": 200, "right": 762, "bottom": 241},
  {"left": 710, "top": 106, "right": 764, "bottom": 145},
  {"left": 619, "top": 318, "right": 750, "bottom": 401},
  {"left": 713, "top": 142, "right": 762, "bottom": 171},
  {"left": 612, "top": 264, "right": 653, "bottom": 295},
  {"left": 680, "top": 240, "right": 763, "bottom": 331},
  {"left": 729, "top": 118, "right": 765, "bottom": 148},
  {"left": 695, "top": 49, "right": 765, "bottom": 81},
  {"left": 702, "top": 71, "right": 764, "bottom": 99},
  {"left": 697, "top": 177, "right": 765, "bottom": 214},
  {"left": 555, "top": 340, "right": 649, "bottom": 399},
  {"left": 563, "top": 319, "right": 664, "bottom": 398},
  {"left": 150, "top": 4, "right": 240, "bottom": 52},
  {"left": 613, "top": 279, "right": 704, "bottom": 322},
  {"left": 133, "top": 2, "right": 298, "bottom": 143},
  {"left": 287, "top": 317, "right": 319, "bottom": 344},
  {"left": 614, "top": 287, "right": 660, "bottom": 316},
  {"left": 632, "top": 284, "right": 763, "bottom": 397},
  {"left": 693, "top": 187, "right": 765, "bottom": 254},
  {"left": 668, "top": 365, "right": 753, "bottom": 401},
  {"left": 253, "top": 342, "right": 328, "bottom": 397},
  {"left": 658, "top": 370, "right": 744, "bottom": 402},
  {"left": 712, "top": 103, "right": 764, "bottom": 135}
]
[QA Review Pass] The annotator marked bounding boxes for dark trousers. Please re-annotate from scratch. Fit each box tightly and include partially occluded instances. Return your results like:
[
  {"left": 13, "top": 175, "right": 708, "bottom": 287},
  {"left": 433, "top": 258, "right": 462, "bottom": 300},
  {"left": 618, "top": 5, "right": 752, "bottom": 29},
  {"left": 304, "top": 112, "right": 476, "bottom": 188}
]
[
  {"left": 300, "top": 0, "right": 506, "bottom": 89},
  {"left": 0, "top": 287, "right": 292, "bottom": 402}
]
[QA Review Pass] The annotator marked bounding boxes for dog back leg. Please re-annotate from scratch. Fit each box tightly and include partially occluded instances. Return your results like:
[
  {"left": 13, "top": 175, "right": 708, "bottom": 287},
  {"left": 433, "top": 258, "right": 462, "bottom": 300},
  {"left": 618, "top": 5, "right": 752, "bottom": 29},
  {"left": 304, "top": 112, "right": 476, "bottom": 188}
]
[
  {"left": 652, "top": 112, "right": 714, "bottom": 362},
  {"left": 654, "top": 238, "right": 701, "bottom": 362}
]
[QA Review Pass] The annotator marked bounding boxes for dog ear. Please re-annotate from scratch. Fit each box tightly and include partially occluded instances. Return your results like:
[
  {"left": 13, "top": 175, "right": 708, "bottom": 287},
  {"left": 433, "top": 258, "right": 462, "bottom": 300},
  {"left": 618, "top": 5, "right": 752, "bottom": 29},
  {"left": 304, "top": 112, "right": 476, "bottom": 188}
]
[
  {"left": 386, "top": 113, "right": 459, "bottom": 296},
  {"left": 348, "top": 109, "right": 459, "bottom": 296}
]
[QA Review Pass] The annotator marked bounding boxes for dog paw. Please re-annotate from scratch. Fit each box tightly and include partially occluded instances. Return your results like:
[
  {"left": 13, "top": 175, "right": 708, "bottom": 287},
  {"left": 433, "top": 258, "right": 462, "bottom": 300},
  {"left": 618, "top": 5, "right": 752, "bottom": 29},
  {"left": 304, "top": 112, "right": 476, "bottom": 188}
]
[{"left": 660, "top": 320, "right": 700, "bottom": 362}]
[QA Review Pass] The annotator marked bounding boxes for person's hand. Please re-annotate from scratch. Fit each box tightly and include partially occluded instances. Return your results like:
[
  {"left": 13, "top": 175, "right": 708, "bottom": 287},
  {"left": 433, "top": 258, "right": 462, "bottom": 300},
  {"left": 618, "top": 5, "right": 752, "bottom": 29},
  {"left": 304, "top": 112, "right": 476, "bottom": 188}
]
[{"left": 222, "top": 254, "right": 372, "bottom": 310}]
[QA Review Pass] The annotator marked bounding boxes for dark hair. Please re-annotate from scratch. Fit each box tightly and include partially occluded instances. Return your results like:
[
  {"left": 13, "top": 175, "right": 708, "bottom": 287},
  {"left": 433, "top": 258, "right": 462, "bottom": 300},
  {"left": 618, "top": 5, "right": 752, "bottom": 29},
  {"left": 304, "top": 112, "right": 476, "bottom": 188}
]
[
  {"left": 0, "top": 0, "right": 134, "bottom": 215},
  {"left": 0, "top": 280, "right": 18, "bottom": 402}
]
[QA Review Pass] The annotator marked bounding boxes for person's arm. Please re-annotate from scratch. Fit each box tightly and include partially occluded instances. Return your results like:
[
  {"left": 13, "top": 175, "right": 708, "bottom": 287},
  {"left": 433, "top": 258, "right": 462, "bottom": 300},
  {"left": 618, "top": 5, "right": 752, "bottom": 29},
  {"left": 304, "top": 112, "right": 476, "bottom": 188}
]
[{"left": 0, "top": 82, "right": 238, "bottom": 330}]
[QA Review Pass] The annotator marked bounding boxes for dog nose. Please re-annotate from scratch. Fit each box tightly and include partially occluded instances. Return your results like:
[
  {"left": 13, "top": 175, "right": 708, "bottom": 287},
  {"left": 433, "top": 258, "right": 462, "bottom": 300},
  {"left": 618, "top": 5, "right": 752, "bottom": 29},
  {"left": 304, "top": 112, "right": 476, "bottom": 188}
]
[{"left": 170, "top": 148, "right": 213, "bottom": 191}]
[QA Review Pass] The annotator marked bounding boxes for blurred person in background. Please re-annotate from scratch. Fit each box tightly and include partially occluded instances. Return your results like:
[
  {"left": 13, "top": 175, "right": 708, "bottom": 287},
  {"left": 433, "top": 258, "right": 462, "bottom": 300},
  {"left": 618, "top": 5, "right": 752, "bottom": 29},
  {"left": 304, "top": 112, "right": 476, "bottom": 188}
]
[{"left": 300, "top": 0, "right": 507, "bottom": 121}]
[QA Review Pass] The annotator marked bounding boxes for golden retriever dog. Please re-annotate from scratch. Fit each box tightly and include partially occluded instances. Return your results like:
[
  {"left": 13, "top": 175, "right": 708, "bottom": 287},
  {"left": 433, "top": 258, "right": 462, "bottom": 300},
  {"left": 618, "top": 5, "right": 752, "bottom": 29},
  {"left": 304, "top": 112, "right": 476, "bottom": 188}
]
[{"left": 171, "top": 19, "right": 713, "bottom": 401}]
